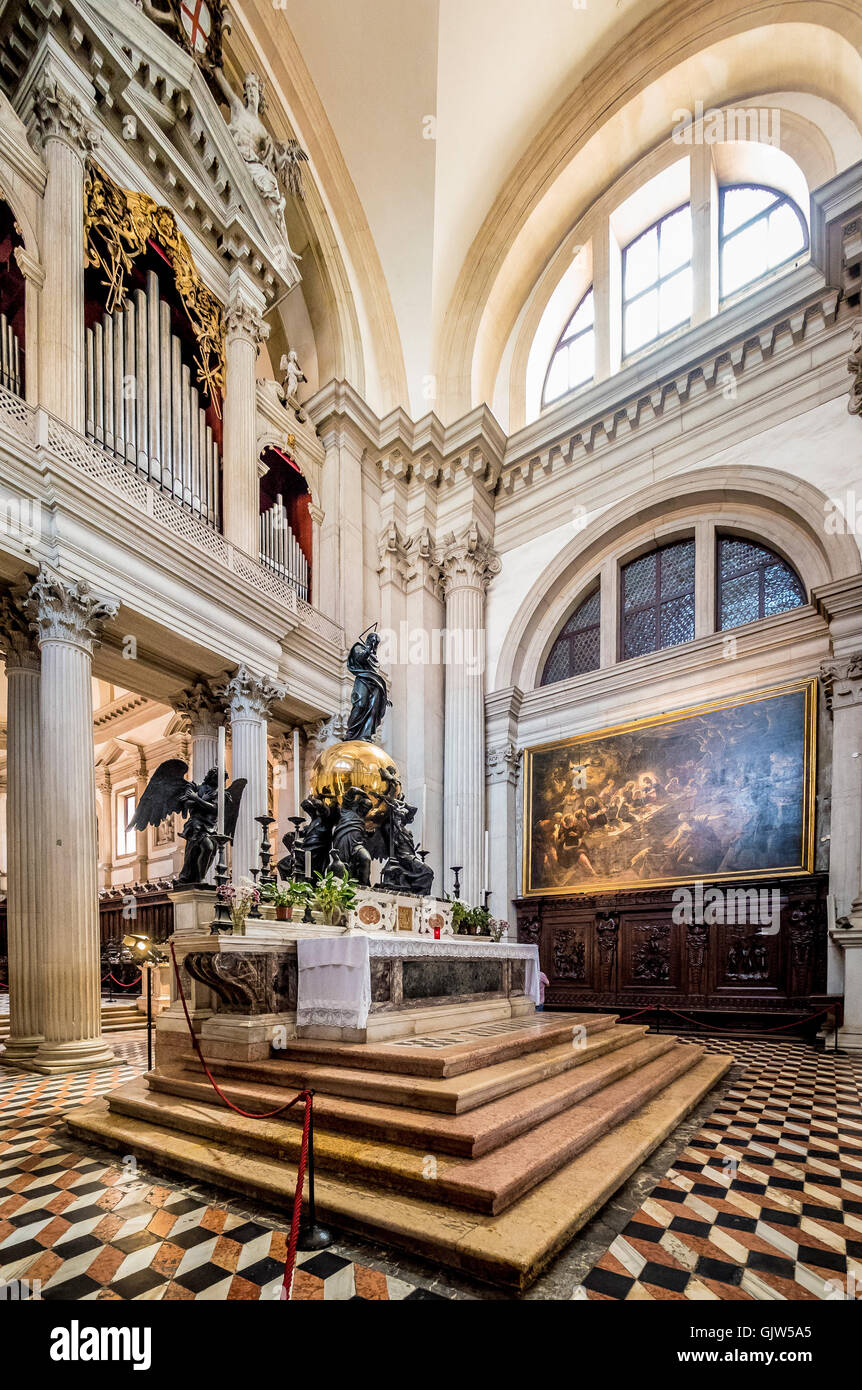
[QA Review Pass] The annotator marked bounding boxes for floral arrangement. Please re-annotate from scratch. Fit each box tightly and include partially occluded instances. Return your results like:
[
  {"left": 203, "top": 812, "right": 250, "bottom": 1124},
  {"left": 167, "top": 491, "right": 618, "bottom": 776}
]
[
  {"left": 261, "top": 878, "right": 312, "bottom": 918},
  {"left": 217, "top": 878, "right": 260, "bottom": 932},
  {"left": 311, "top": 869, "right": 358, "bottom": 927}
]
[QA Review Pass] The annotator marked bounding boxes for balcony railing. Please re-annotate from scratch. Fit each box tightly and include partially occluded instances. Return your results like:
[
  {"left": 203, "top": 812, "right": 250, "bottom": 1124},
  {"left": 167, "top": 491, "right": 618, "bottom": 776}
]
[{"left": 85, "top": 269, "right": 220, "bottom": 529}]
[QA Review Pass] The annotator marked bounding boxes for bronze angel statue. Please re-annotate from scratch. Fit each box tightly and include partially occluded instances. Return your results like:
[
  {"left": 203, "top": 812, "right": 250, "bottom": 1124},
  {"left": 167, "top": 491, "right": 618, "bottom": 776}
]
[{"left": 129, "top": 761, "right": 246, "bottom": 886}]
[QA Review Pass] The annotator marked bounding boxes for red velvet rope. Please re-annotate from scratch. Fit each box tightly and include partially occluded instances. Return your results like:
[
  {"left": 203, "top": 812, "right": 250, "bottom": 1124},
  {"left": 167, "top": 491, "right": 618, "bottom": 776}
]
[
  {"left": 167, "top": 940, "right": 314, "bottom": 1300},
  {"left": 102, "top": 972, "right": 143, "bottom": 988},
  {"left": 659, "top": 1005, "right": 832, "bottom": 1035}
]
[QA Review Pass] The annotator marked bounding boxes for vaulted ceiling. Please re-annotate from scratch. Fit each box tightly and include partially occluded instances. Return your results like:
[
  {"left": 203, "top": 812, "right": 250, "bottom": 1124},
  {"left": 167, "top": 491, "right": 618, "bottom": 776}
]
[{"left": 230, "top": 0, "right": 862, "bottom": 422}]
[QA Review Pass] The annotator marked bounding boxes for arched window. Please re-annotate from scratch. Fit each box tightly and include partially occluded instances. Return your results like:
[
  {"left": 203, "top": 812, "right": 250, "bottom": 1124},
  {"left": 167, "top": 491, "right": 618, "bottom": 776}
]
[
  {"left": 542, "top": 287, "right": 595, "bottom": 407},
  {"left": 620, "top": 538, "right": 695, "bottom": 660},
  {"left": 540, "top": 586, "right": 601, "bottom": 685},
  {"left": 622, "top": 204, "right": 692, "bottom": 357},
  {"left": 719, "top": 184, "right": 808, "bottom": 301},
  {"left": 717, "top": 535, "right": 806, "bottom": 630}
]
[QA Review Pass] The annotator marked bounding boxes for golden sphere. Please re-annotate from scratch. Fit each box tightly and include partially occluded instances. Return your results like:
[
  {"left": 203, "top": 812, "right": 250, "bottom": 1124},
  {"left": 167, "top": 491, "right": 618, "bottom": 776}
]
[{"left": 308, "top": 740, "right": 400, "bottom": 802}]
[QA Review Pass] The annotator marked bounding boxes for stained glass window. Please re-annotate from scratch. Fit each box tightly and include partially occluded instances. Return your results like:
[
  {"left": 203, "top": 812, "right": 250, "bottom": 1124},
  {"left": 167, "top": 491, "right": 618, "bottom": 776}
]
[
  {"left": 542, "top": 288, "right": 596, "bottom": 407},
  {"left": 717, "top": 535, "right": 806, "bottom": 629},
  {"left": 719, "top": 185, "right": 808, "bottom": 301},
  {"left": 620, "top": 539, "right": 695, "bottom": 660},
  {"left": 622, "top": 205, "right": 692, "bottom": 357},
  {"left": 540, "top": 586, "right": 601, "bottom": 685}
]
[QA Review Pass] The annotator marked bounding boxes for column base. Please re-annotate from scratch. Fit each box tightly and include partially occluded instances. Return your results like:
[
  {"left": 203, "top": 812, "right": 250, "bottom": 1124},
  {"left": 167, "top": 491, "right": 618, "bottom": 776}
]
[
  {"left": 29, "top": 1037, "right": 116, "bottom": 1074},
  {"left": 835, "top": 1025, "right": 862, "bottom": 1053},
  {"left": 0, "top": 1034, "right": 44, "bottom": 1069}
]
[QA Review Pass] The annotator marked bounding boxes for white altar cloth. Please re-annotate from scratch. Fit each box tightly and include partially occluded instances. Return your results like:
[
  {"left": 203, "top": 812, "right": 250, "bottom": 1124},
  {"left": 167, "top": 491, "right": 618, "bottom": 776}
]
[
  {"left": 296, "top": 935, "right": 371, "bottom": 1030},
  {"left": 296, "top": 936, "right": 540, "bottom": 1030}
]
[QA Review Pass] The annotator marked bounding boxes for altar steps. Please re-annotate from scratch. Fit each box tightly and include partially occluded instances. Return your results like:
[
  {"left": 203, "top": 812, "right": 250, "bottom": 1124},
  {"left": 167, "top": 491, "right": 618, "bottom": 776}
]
[
  {"left": 147, "top": 1024, "right": 662, "bottom": 1157},
  {"left": 66, "top": 1049, "right": 731, "bottom": 1289},
  {"left": 279, "top": 1012, "right": 618, "bottom": 1078},
  {"left": 187, "top": 1013, "right": 631, "bottom": 1115},
  {"left": 125, "top": 1037, "right": 692, "bottom": 1214}
]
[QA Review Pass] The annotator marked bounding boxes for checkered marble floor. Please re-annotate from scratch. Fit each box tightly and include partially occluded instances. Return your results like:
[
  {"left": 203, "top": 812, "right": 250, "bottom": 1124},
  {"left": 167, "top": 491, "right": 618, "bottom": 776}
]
[
  {"left": 0, "top": 1034, "right": 443, "bottom": 1302},
  {"left": 2, "top": 1027, "right": 861, "bottom": 1301},
  {"left": 581, "top": 1034, "right": 862, "bottom": 1301}
]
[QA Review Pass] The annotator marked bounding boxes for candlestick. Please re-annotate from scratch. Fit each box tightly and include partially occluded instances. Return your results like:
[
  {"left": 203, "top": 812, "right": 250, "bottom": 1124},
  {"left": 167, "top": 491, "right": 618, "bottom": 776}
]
[
  {"left": 451, "top": 865, "right": 462, "bottom": 900},
  {"left": 216, "top": 725, "right": 226, "bottom": 837},
  {"left": 293, "top": 727, "right": 301, "bottom": 814}
]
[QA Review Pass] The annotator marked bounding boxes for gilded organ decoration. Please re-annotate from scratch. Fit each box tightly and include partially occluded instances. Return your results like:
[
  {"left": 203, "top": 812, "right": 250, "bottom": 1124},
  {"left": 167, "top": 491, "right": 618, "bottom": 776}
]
[{"left": 83, "top": 165, "right": 225, "bottom": 408}]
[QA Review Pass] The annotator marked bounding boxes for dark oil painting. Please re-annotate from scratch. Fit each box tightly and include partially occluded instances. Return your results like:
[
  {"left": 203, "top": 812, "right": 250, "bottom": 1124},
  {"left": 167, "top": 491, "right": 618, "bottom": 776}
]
[{"left": 524, "top": 680, "right": 816, "bottom": 895}]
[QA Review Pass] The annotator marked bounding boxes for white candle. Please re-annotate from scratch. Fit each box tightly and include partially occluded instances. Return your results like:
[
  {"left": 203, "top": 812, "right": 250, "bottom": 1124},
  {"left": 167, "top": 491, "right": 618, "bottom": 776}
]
[
  {"left": 217, "top": 725, "right": 226, "bottom": 836},
  {"left": 292, "top": 727, "right": 301, "bottom": 813},
  {"left": 483, "top": 829, "right": 490, "bottom": 893},
  {"left": 455, "top": 804, "right": 461, "bottom": 852},
  {"left": 304, "top": 850, "right": 311, "bottom": 879},
  {"left": 421, "top": 785, "right": 427, "bottom": 845}
]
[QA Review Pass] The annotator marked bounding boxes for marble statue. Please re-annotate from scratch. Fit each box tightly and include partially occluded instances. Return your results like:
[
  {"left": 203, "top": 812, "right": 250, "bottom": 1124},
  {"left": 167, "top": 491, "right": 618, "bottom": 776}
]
[
  {"left": 345, "top": 628, "right": 391, "bottom": 741},
  {"left": 280, "top": 349, "right": 307, "bottom": 402},
  {"left": 130, "top": 759, "right": 246, "bottom": 885},
  {"left": 213, "top": 68, "right": 308, "bottom": 252}
]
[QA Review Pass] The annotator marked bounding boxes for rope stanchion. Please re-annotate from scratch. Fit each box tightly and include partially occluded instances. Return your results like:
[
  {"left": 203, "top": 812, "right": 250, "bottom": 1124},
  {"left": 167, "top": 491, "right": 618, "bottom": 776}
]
[
  {"left": 282, "top": 1092, "right": 311, "bottom": 1301},
  {"left": 660, "top": 1005, "right": 831, "bottom": 1036}
]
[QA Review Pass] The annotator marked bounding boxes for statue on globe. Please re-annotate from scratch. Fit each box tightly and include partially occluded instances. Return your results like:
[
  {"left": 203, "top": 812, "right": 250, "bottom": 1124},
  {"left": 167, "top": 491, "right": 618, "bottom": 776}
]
[{"left": 344, "top": 626, "right": 391, "bottom": 741}]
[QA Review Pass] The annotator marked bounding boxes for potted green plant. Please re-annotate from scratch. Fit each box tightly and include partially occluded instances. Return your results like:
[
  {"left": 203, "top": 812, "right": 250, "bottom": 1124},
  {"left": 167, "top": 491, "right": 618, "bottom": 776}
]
[
  {"left": 262, "top": 879, "right": 311, "bottom": 921},
  {"left": 311, "top": 869, "right": 358, "bottom": 927},
  {"left": 451, "top": 902, "right": 492, "bottom": 936}
]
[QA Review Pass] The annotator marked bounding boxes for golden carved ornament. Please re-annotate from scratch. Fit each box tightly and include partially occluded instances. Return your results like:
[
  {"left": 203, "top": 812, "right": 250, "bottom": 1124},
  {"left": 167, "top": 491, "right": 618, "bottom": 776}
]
[{"left": 83, "top": 164, "right": 225, "bottom": 411}]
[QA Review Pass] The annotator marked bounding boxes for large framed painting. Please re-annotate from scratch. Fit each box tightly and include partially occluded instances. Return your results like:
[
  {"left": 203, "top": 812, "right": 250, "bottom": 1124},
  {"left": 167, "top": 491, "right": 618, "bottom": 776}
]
[{"left": 523, "top": 679, "right": 817, "bottom": 896}]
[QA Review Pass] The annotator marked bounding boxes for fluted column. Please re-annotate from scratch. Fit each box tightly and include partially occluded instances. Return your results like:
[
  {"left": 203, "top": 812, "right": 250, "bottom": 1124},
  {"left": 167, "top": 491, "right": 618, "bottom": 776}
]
[
  {"left": 31, "top": 77, "right": 96, "bottom": 432},
  {"left": 0, "top": 596, "right": 43, "bottom": 1066},
  {"left": 222, "top": 288, "right": 269, "bottom": 556},
  {"left": 440, "top": 526, "right": 501, "bottom": 904},
  {"left": 25, "top": 568, "right": 119, "bottom": 1072},
  {"left": 221, "top": 666, "right": 285, "bottom": 880},
  {"left": 173, "top": 679, "right": 224, "bottom": 883}
]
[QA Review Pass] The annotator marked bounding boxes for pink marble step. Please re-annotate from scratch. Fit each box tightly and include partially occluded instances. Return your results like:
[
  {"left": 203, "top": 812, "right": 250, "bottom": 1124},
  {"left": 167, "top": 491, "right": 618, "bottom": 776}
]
[
  {"left": 187, "top": 1020, "right": 645, "bottom": 1114},
  {"left": 276, "top": 1011, "right": 617, "bottom": 1078},
  {"left": 149, "top": 1031, "right": 674, "bottom": 1158}
]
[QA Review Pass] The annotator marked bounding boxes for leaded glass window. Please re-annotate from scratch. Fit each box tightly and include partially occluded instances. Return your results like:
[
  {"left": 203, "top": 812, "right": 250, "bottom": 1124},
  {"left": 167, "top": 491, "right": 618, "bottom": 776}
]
[
  {"left": 620, "top": 539, "right": 695, "bottom": 660},
  {"left": 719, "top": 184, "right": 808, "bottom": 301},
  {"left": 543, "top": 288, "right": 595, "bottom": 407},
  {"left": 622, "top": 205, "right": 692, "bottom": 357},
  {"left": 717, "top": 535, "right": 806, "bottom": 630},
  {"left": 540, "top": 586, "right": 601, "bottom": 685}
]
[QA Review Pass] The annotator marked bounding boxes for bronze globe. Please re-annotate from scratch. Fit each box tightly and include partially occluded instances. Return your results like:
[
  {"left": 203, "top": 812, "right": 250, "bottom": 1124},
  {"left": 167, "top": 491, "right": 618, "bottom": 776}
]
[{"left": 308, "top": 740, "right": 400, "bottom": 803}]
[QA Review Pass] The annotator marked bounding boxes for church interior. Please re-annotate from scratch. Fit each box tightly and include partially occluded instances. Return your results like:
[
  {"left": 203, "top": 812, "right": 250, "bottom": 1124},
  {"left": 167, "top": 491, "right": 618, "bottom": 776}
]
[{"left": 0, "top": 0, "right": 861, "bottom": 1332}]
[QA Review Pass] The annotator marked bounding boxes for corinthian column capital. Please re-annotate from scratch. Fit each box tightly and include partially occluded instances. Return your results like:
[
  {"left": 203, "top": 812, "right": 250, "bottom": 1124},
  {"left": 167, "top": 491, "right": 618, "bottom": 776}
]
[
  {"left": 172, "top": 678, "right": 224, "bottom": 734},
  {"left": 22, "top": 568, "right": 119, "bottom": 652},
  {"left": 220, "top": 664, "right": 285, "bottom": 720},
  {"left": 224, "top": 295, "right": 270, "bottom": 351},
  {"left": 31, "top": 77, "right": 99, "bottom": 160},
  {"left": 0, "top": 590, "right": 40, "bottom": 671},
  {"left": 820, "top": 653, "right": 862, "bottom": 712},
  {"left": 438, "top": 523, "right": 501, "bottom": 596}
]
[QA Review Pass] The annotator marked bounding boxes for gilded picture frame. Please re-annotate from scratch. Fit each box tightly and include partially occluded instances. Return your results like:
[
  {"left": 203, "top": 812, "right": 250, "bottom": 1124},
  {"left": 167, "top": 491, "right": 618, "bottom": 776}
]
[{"left": 522, "top": 678, "right": 817, "bottom": 897}]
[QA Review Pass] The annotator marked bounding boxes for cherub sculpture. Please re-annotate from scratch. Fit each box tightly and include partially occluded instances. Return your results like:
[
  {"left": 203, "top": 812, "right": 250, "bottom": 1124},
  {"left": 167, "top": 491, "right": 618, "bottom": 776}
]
[
  {"left": 279, "top": 349, "right": 307, "bottom": 403},
  {"left": 130, "top": 760, "right": 246, "bottom": 886},
  {"left": 213, "top": 68, "right": 308, "bottom": 253}
]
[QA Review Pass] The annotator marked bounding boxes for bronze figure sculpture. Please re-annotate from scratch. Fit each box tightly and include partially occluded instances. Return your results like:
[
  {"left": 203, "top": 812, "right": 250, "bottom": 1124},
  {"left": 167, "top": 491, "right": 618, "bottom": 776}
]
[{"left": 130, "top": 760, "right": 246, "bottom": 886}]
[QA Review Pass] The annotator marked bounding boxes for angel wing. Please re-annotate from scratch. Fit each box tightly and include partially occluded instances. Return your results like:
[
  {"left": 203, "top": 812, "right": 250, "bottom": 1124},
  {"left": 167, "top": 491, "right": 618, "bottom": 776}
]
[
  {"left": 276, "top": 139, "right": 309, "bottom": 199},
  {"left": 130, "top": 759, "right": 189, "bottom": 831},
  {"left": 224, "top": 778, "right": 248, "bottom": 839}
]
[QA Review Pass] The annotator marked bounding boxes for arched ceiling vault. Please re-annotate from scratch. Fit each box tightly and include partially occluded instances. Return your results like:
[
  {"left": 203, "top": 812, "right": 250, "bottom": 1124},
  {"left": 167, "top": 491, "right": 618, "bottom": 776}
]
[{"left": 437, "top": 2, "right": 862, "bottom": 423}]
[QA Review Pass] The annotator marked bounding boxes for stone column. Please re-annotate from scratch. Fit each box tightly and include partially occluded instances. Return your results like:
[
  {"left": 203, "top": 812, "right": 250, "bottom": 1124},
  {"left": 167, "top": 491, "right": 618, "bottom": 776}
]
[
  {"left": 0, "top": 596, "right": 43, "bottom": 1066},
  {"left": 173, "top": 679, "right": 223, "bottom": 784},
  {"left": 485, "top": 687, "right": 524, "bottom": 924},
  {"left": 13, "top": 249, "right": 45, "bottom": 407},
  {"left": 222, "top": 288, "right": 269, "bottom": 556},
  {"left": 25, "top": 568, "right": 119, "bottom": 1072},
  {"left": 221, "top": 666, "right": 285, "bottom": 881},
  {"left": 821, "top": 653, "right": 862, "bottom": 994},
  {"left": 439, "top": 525, "right": 501, "bottom": 904},
  {"left": 830, "top": 919, "right": 862, "bottom": 1052},
  {"left": 31, "top": 76, "right": 96, "bottom": 433}
]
